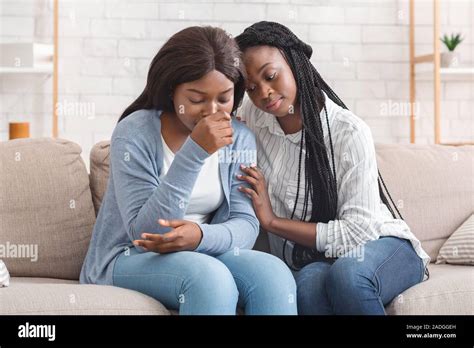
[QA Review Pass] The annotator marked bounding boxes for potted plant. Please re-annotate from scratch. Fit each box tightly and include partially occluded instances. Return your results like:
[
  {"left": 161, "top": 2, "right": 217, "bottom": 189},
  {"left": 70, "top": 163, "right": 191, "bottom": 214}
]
[{"left": 440, "top": 33, "right": 463, "bottom": 68}]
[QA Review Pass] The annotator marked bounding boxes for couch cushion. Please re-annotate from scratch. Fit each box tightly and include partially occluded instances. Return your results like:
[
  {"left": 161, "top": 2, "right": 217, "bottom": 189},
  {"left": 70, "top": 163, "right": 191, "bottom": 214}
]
[
  {"left": 1, "top": 277, "right": 169, "bottom": 315},
  {"left": 386, "top": 264, "right": 474, "bottom": 315},
  {"left": 375, "top": 144, "right": 474, "bottom": 261},
  {"left": 436, "top": 213, "right": 474, "bottom": 265},
  {"left": 0, "top": 138, "right": 96, "bottom": 279},
  {"left": 89, "top": 140, "right": 111, "bottom": 216}
]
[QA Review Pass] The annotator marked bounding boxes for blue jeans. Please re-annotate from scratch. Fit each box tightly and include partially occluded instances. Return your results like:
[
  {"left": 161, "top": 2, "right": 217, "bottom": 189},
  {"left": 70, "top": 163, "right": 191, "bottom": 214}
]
[
  {"left": 113, "top": 247, "right": 297, "bottom": 315},
  {"left": 295, "top": 237, "right": 425, "bottom": 315}
]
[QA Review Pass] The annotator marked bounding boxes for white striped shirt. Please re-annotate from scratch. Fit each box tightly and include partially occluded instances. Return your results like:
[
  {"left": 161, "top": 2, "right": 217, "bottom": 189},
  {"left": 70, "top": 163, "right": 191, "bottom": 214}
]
[{"left": 238, "top": 92, "right": 430, "bottom": 274}]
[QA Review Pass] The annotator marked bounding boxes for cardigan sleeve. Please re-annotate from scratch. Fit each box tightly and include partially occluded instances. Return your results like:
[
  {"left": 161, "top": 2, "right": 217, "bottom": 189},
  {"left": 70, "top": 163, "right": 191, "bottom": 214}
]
[{"left": 110, "top": 135, "right": 210, "bottom": 244}]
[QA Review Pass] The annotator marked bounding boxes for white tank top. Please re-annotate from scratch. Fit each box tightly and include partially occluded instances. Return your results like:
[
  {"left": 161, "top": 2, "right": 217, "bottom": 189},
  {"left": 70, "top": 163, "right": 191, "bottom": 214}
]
[{"left": 159, "top": 134, "right": 225, "bottom": 224}]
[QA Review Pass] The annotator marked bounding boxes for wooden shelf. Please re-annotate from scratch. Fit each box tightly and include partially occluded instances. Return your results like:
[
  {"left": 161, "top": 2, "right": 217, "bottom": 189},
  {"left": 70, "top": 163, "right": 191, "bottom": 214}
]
[
  {"left": 414, "top": 53, "right": 435, "bottom": 64},
  {"left": 416, "top": 66, "right": 474, "bottom": 80},
  {"left": 0, "top": 1, "right": 58, "bottom": 138},
  {"left": 409, "top": 0, "right": 473, "bottom": 145},
  {"left": 440, "top": 142, "right": 474, "bottom": 146}
]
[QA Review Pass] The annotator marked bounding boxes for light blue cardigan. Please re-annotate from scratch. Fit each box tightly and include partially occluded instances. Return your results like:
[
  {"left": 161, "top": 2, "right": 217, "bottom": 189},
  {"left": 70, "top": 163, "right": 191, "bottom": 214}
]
[{"left": 80, "top": 109, "right": 259, "bottom": 285}]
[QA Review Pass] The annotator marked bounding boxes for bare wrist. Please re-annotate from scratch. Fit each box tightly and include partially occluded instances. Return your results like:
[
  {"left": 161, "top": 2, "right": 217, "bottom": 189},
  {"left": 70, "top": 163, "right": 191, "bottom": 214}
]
[
  {"left": 194, "top": 223, "right": 203, "bottom": 248},
  {"left": 265, "top": 215, "right": 278, "bottom": 232}
]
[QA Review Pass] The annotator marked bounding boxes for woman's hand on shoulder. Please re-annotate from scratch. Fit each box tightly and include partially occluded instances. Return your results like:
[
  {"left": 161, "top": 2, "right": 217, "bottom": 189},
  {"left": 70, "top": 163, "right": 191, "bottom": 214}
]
[{"left": 237, "top": 164, "right": 276, "bottom": 230}]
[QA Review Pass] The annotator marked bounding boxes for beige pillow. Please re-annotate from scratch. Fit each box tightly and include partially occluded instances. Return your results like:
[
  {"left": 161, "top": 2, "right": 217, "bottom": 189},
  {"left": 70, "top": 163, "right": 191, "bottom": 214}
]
[
  {"left": 436, "top": 214, "right": 474, "bottom": 265},
  {"left": 0, "top": 138, "right": 96, "bottom": 279}
]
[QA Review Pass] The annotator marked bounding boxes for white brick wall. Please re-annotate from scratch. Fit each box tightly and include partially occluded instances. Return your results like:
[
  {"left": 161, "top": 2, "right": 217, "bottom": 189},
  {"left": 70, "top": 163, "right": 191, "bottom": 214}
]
[{"left": 0, "top": 0, "right": 473, "bottom": 171}]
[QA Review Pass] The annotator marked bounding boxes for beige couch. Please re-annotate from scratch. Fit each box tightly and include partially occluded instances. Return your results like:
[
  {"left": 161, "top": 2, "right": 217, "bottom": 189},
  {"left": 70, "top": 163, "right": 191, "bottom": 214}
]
[{"left": 1, "top": 137, "right": 473, "bottom": 315}]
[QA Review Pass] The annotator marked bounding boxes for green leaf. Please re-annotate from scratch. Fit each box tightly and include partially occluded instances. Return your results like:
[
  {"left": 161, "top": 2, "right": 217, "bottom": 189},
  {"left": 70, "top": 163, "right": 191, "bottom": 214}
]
[{"left": 440, "top": 33, "right": 463, "bottom": 51}]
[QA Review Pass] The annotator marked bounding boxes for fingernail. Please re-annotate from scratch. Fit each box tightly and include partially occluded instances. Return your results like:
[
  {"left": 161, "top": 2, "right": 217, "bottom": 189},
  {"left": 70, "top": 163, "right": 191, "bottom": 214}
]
[
  {"left": 240, "top": 164, "right": 246, "bottom": 169},
  {"left": 236, "top": 174, "right": 242, "bottom": 178}
]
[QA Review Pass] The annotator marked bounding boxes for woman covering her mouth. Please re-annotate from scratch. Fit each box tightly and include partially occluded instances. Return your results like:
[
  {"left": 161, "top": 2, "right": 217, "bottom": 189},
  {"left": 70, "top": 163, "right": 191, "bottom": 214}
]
[{"left": 80, "top": 26, "right": 297, "bottom": 315}]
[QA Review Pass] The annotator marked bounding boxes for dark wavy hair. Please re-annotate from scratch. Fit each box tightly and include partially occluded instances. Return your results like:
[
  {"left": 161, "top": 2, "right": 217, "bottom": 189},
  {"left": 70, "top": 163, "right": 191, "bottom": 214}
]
[
  {"left": 236, "top": 21, "right": 403, "bottom": 270},
  {"left": 119, "top": 26, "right": 246, "bottom": 122}
]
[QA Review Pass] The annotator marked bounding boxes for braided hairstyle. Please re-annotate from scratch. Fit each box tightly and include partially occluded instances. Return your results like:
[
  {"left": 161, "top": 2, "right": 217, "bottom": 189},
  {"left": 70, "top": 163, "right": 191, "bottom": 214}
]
[{"left": 236, "top": 21, "right": 403, "bottom": 270}]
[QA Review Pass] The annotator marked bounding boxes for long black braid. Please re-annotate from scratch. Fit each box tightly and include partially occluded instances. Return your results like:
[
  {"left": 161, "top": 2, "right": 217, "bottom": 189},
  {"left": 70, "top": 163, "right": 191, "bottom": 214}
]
[{"left": 236, "top": 22, "right": 403, "bottom": 270}]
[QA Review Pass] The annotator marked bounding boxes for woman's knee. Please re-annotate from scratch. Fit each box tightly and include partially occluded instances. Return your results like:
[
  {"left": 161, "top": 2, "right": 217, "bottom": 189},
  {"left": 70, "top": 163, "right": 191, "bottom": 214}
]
[
  {"left": 183, "top": 254, "right": 239, "bottom": 303},
  {"left": 296, "top": 262, "right": 332, "bottom": 315},
  {"left": 217, "top": 250, "right": 297, "bottom": 314},
  {"left": 325, "top": 256, "right": 373, "bottom": 299},
  {"left": 223, "top": 249, "right": 296, "bottom": 291},
  {"left": 296, "top": 262, "right": 330, "bottom": 292}
]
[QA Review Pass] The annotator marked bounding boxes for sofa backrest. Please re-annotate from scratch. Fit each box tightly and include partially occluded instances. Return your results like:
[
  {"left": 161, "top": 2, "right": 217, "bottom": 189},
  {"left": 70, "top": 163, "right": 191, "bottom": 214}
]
[
  {"left": 0, "top": 138, "right": 96, "bottom": 279},
  {"left": 375, "top": 143, "right": 473, "bottom": 260},
  {"left": 90, "top": 141, "right": 473, "bottom": 262},
  {"left": 89, "top": 140, "right": 111, "bottom": 216}
]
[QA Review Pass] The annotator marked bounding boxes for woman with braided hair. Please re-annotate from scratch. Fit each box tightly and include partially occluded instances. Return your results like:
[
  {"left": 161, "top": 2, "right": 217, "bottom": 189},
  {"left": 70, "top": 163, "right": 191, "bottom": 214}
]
[{"left": 235, "top": 21, "right": 430, "bottom": 315}]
